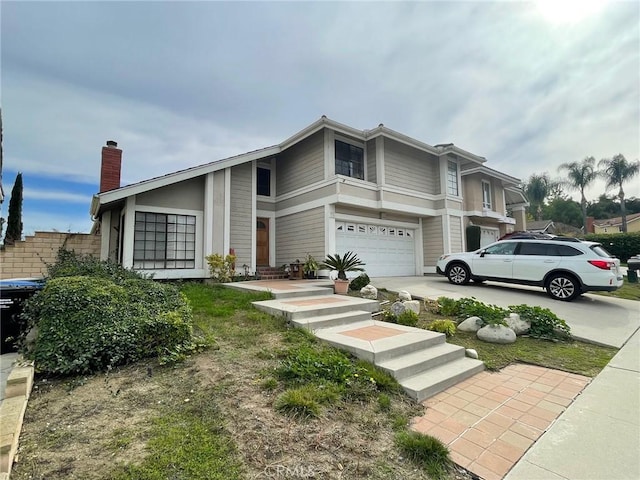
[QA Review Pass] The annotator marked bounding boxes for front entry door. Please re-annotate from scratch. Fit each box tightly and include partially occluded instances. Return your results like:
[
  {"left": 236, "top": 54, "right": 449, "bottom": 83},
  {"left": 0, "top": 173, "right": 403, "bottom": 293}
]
[{"left": 256, "top": 218, "right": 269, "bottom": 266}]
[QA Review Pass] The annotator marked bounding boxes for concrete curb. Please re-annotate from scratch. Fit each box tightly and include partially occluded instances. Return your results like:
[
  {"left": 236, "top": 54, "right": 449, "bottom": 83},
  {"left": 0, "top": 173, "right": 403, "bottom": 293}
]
[{"left": 0, "top": 359, "right": 34, "bottom": 479}]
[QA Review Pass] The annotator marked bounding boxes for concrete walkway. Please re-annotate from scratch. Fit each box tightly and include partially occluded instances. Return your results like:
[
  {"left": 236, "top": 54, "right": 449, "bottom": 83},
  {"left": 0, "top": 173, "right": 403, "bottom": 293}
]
[{"left": 373, "top": 276, "right": 640, "bottom": 480}]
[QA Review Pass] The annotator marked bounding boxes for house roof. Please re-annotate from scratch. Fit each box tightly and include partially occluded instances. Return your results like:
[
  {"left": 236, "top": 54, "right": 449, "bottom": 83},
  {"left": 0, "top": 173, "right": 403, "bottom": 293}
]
[
  {"left": 527, "top": 220, "right": 554, "bottom": 232},
  {"left": 593, "top": 212, "right": 640, "bottom": 227},
  {"left": 90, "top": 116, "right": 502, "bottom": 217}
]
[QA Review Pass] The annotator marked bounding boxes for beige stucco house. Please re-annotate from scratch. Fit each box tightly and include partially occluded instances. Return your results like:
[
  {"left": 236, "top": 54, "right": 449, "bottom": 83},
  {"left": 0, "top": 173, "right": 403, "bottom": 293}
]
[
  {"left": 90, "top": 116, "right": 528, "bottom": 279},
  {"left": 592, "top": 213, "right": 640, "bottom": 234}
]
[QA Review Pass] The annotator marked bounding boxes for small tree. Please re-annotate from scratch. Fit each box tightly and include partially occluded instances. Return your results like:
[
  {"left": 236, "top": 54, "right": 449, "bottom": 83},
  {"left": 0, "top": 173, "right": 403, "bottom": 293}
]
[{"left": 4, "top": 172, "right": 23, "bottom": 245}]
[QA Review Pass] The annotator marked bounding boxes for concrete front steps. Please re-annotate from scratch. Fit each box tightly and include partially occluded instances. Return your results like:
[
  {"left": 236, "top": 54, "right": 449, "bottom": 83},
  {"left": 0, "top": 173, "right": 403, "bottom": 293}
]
[
  {"left": 315, "top": 320, "right": 484, "bottom": 402},
  {"left": 243, "top": 280, "right": 484, "bottom": 402}
]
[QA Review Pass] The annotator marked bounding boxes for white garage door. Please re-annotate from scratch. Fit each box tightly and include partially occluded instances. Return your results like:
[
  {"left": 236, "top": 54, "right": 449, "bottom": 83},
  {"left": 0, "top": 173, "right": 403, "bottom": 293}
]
[
  {"left": 480, "top": 227, "right": 499, "bottom": 247},
  {"left": 335, "top": 222, "right": 416, "bottom": 277}
]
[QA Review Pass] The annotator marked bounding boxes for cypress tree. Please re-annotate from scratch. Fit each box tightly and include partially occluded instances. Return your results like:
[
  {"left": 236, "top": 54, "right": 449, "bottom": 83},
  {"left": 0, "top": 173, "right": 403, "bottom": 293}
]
[{"left": 4, "top": 172, "right": 23, "bottom": 245}]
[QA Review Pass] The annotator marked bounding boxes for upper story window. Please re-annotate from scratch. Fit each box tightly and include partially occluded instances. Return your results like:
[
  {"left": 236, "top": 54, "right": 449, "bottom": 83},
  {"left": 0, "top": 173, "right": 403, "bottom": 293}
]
[
  {"left": 482, "top": 180, "right": 492, "bottom": 209},
  {"left": 335, "top": 140, "right": 364, "bottom": 180},
  {"left": 134, "top": 212, "right": 195, "bottom": 269},
  {"left": 447, "top": 161, "right": 459, "bottom": 196},
  {"left": 257, "top": 167, "right": 271, "bottom": 196}
]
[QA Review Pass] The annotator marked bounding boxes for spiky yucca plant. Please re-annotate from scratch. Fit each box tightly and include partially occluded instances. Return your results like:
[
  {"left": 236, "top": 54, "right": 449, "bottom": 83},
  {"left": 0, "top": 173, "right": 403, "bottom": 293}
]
[{"left": 321, "top": 251, "right": 365, "bottom": 280}]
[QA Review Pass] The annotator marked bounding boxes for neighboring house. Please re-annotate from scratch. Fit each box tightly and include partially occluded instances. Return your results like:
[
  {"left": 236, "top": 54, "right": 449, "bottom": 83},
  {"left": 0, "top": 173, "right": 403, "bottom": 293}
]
[
  {"left": 592, "top": 213, "right": 640, "bottom": 234},
  {"left": 526, "top": 220, "right": 555, "bottom": 234},
  {"left": 90, "top": 116, "right": 528, "bottom": 279}
]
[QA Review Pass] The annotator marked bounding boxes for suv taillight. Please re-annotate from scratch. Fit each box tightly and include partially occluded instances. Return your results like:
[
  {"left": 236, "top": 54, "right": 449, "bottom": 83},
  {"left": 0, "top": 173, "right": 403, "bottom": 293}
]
[{"left": 588, "top": 260, "right": 614, "bottom": 270}]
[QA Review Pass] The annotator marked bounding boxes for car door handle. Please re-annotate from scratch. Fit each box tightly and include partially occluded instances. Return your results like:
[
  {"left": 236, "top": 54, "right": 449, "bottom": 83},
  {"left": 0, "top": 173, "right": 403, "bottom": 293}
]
[
  {"left": 544, "top": 260, "right": 555, "bottom": 263},
  {"left": 503, "top": 259, "right": 512, "bottom": 262}
]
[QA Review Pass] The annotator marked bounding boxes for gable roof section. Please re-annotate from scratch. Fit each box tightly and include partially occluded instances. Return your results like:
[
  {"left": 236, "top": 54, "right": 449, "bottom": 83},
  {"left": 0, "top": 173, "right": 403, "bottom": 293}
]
[
  {"left": 91, "top": 116, "right": 496, "bottom": 216},
  {"left": 593, "top": 212, "right": 640, "bottom": 227}
]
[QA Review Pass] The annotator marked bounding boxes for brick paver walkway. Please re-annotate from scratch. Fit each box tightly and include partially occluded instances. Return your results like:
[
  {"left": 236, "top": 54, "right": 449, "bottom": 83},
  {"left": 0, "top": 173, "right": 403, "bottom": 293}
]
[{"left": 411, "top": 364, "right": 590, "bottom": 480}]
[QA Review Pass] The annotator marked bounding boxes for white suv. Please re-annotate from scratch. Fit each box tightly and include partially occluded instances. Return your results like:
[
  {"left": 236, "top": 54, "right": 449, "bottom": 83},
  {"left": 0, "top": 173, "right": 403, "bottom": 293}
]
[{"left": 436, "top": 239, "right": 623, "bottom": 301}]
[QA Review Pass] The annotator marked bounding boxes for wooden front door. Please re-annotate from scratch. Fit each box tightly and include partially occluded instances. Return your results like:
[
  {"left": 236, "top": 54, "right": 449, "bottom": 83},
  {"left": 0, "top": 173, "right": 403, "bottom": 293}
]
[{"left": 256, "top": 218, "right": 269, "bottom": 266}]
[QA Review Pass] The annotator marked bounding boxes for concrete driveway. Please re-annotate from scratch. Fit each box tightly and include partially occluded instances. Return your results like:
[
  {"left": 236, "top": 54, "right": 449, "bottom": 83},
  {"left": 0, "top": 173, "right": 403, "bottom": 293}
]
[{"left": 370, "top": 276, "right": 640, "bottom": 349}]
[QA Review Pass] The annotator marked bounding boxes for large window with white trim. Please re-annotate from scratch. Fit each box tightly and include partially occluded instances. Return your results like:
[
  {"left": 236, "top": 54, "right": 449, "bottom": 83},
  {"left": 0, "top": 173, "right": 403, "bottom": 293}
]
[
  {"left": 447, "top": 161, "right": 459, "bottom": 196},
  {"left": 134, "top": 212, "right": 196, "bottom": 269},
  {"left": 482, "top": 180, "right": 492, "bottom": 209},
  {"left": 335, "top": 140, "right": 364, "bottom": 180}
]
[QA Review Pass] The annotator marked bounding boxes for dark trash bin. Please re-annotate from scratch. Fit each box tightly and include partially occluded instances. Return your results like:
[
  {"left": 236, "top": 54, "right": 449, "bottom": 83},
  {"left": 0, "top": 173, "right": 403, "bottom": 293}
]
[
  {"left": 627, "top": 255, "right": 640, "bottom": 284},
  {"left": 0, "top": 278, "right": 45, "bottom": 352}
]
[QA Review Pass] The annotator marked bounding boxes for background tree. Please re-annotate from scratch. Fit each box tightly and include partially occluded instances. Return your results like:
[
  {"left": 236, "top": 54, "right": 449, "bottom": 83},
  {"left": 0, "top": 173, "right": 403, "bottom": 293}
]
[
  {"left": 524, "top": 173, "right": 554, "bottom": 221},
  {"left": 587, "top": 194, "right": 620, "bottom": 219},
  {"left": 558, "top": 157, "right": 597, "bottom": 233},
  {"left": 4, "top": 172, "right": 23, "bottom": 245},
  {"left": 0, "top": 108, "right": 4, "bottom": 239},
  {"left": 542, "top": 198, "right": 583, "bottom": 228},
  {"left": 598, "top": 154, "right": 640, "bottom": 232}
]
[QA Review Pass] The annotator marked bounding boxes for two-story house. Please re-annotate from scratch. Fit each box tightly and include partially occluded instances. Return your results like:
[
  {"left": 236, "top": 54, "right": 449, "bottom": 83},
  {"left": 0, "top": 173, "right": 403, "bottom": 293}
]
[{"left": 90, "top": 116, "right": 528, "bottom": 279}]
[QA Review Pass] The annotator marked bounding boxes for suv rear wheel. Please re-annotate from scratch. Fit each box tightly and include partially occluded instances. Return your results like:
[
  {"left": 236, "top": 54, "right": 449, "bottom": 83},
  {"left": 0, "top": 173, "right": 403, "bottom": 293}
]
[
  {"left": 446, "top": 263, "right": 470, "bottom": 285},
  {"left": 546, "top": 273, "right": 580, "bottom": 301}
]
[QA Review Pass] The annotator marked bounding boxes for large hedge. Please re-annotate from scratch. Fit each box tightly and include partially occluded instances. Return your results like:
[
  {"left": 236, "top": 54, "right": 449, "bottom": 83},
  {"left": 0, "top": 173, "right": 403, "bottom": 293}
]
[
  {"left": 23, "top": 276, "right": 196, "bottom": 375},
  {"left": 584, "top": 232, "right": 640, "bottom": 263}
]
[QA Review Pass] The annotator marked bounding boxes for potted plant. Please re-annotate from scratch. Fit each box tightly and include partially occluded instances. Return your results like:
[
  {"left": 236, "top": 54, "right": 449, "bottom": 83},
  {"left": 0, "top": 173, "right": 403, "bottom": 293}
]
[
  {"left": 303, "top": 253, "right": 319, "bottom": 279},
  {"left": 321, "top": 251, "right": 365, "bottom": 294}
]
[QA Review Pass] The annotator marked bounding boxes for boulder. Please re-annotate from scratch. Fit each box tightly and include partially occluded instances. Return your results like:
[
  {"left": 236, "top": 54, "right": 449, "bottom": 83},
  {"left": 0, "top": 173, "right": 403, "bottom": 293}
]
[
  {"left": 398, "top": 290, "right": 412, "bottom": 301},
  {"left": 390, "top": 301, "right": 406, "bottom": 316},
  {"left": 477, "top": 324, "right": 517, "bottom": 344},
  {"left": 506, "top": 313, "right": 530, "bottom": 335},
  {"left": 403, "top": 300, "right": 421, "bottom": 315},
  {"left": 360, "top": 284, "right": 378, "bottom": 300},
  {"left": 465, "top": 348, "right": 479, "bottom": 359},
  {"left": 457, "top": 316, "right": 483, "bottom": 332}
]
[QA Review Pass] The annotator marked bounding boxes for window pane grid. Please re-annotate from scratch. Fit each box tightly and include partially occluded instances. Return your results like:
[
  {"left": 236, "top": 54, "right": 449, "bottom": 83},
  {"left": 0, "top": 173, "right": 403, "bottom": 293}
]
[
  {"left": 447, "top": 162, "right": 459, "bottom": 196},
  {"left": 335, "top": 140, "right": 364, "bottom": 180},
  {"left": 133, "top": 212, "right": 196, "bottom": 269}
]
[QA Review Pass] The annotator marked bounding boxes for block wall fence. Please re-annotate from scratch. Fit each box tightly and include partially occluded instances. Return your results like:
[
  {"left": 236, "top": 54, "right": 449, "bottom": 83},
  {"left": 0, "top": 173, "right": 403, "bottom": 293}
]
[{"left": 0, "top": 232, "right": 101, "bottom": 280}]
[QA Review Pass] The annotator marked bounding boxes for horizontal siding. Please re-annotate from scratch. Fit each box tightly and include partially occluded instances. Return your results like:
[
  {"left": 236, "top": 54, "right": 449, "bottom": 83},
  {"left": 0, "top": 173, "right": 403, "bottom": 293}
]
[
  {"left": 384, "top": 138, "right": 439, "bottom": 194},
  {"left": 450, "top": 216, "right": 463, "bottom": 252},
  {"left": 137, "top": 177, "right": 205, "bottom": 211},
  {"left": 366, "top": 139, "right": 376, "bottom": 183},
  {"left": 276, "top": 131, "right": 324, "bottom": 195},
  {"left": 423, "top": 216, "right": 444, "bottom": 267},
  {"left": 230, "top": 163, "right": 253, "bottom": 267},
  {"left": 276, "top": 207, "right": 325, "bottom": 266}
]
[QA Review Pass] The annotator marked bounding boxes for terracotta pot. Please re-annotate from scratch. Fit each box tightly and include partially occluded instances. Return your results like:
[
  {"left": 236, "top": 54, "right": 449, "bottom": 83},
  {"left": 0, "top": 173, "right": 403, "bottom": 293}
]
[{"left": 333, "top": 279, "right": 350, "bottom": 294}]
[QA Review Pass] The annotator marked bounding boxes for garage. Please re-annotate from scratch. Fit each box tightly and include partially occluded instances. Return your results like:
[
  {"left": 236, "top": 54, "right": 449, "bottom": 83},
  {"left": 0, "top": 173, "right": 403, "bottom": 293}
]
[
  {"left": 480, "top": 227, "right": 499, "bottom": 247},
  {"left": 335, "top": 222, "right": 416, "bottom": 277}
]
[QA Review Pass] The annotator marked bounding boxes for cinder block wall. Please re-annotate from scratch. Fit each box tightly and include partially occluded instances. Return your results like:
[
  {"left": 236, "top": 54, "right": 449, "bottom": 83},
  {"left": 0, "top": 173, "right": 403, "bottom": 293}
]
[{"left": 0, "top": 232, "right": 101, "bottom": 279}]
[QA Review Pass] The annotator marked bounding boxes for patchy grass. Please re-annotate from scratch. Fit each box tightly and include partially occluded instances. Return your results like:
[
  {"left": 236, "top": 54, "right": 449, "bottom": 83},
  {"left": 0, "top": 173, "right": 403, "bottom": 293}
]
[
  {"left": 12, "top": 283, "right": 446, "bottom": 480},
  {"left": 446, "top": 331, "right": 617, "bottom": 376},
  {"left": 594, "top": 277, "right": 640, "bottom": 301}
]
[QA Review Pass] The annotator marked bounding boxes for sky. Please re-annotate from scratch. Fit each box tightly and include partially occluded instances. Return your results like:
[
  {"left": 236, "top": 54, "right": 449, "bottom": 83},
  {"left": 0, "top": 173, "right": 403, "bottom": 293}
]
[{"left": 1, "top": 0, "right": 639, "bottom": 237}]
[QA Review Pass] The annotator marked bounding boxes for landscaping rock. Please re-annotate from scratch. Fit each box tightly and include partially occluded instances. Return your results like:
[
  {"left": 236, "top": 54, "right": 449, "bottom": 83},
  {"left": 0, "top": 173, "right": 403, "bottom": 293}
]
[
  {"left": 398, "top": 290, "right": 412, "bottom": 301},
  {"left": 506, "top": 313, "right": 530, "bottom": 335},
  {"left": 390, "top": 301, "right": 406, "bottom": 316},
  {"left": 403, "top": 300, "right": 421, "bottom": 315},
  {"left": 360, "top": 284, "right": 378, "bottom": 300},
  {"left": 477, "top": 324, "right": 517, "bottom": 344},
  {"left": 465, "top": 348, "right": 479, "bottom": 359},
  {"left": 458, "top": 316, "right": 483, "bottom": 332}
]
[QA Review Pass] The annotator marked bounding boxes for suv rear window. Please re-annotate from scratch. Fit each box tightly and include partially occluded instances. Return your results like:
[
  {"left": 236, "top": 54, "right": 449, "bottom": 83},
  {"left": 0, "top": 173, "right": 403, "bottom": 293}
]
[{"left": 591, "top": 244, "right": 614, "bottom": 258}]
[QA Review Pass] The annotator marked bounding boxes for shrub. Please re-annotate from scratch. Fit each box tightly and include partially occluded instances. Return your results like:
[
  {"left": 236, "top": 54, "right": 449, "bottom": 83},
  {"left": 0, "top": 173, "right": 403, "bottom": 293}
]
[
  {"left": 274, "top": 345, "right": 356, "bottom": 385},
  {"left": 397, "top": 310, "right": 419, "bottom": 327},
  {"left": 23, "top": 276, "right": 197, "bottom": 374},
  {"left": 206, "top": 253, "right": 236, "bottom": 282},
  {"left": 349, "top": 273, "right": 371, "bottom": 291},
  {"left": 435, "top": 297, "right": 459, "bottom": 317},
  {"left": 455, "top": 297, "right": 508, "bottom": 326},
  {"left": 427, "top": 320, "right": 457, "bottom": 337},
  {"left": 584, "top": 232, "right": 640, "bottom": 263},
  {"left": 46, "top": 248, "right": 146, "bottom": 283},
  {"left": 510, "top": 304, "right": 571, "bottom": 339},
  {"left": 395, "top": 430, "right": 451, "bottom": 479},
  {"left": 380, "top": 310, "right": 397, "bottom": 323}
]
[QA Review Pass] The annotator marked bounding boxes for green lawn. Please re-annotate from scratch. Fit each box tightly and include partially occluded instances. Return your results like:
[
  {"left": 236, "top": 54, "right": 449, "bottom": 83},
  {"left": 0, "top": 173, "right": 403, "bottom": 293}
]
[{"left": 594, "top": 277, "right": 640, "bottom": 301}]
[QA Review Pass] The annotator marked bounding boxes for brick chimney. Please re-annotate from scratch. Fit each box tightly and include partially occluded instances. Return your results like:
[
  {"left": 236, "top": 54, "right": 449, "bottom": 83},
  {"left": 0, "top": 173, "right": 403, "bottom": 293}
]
[
  {"left": 100, "top": 140, "right": 122, "bottom": 193},
  {"left": 586, "top": 216, "right": 594, "bottom": 233}
]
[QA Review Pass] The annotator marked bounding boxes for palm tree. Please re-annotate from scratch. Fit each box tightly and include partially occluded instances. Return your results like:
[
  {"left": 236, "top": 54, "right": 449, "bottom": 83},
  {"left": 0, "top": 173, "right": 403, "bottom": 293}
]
[
  {"left": 524, "top": 173, "right": 554, "bottom": 221},
  {"left": 598, "top": 154, "right": 640, "bottom": 232},
  {"left": 558, "top": 157, "right": 598, "bottom": 233}
]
